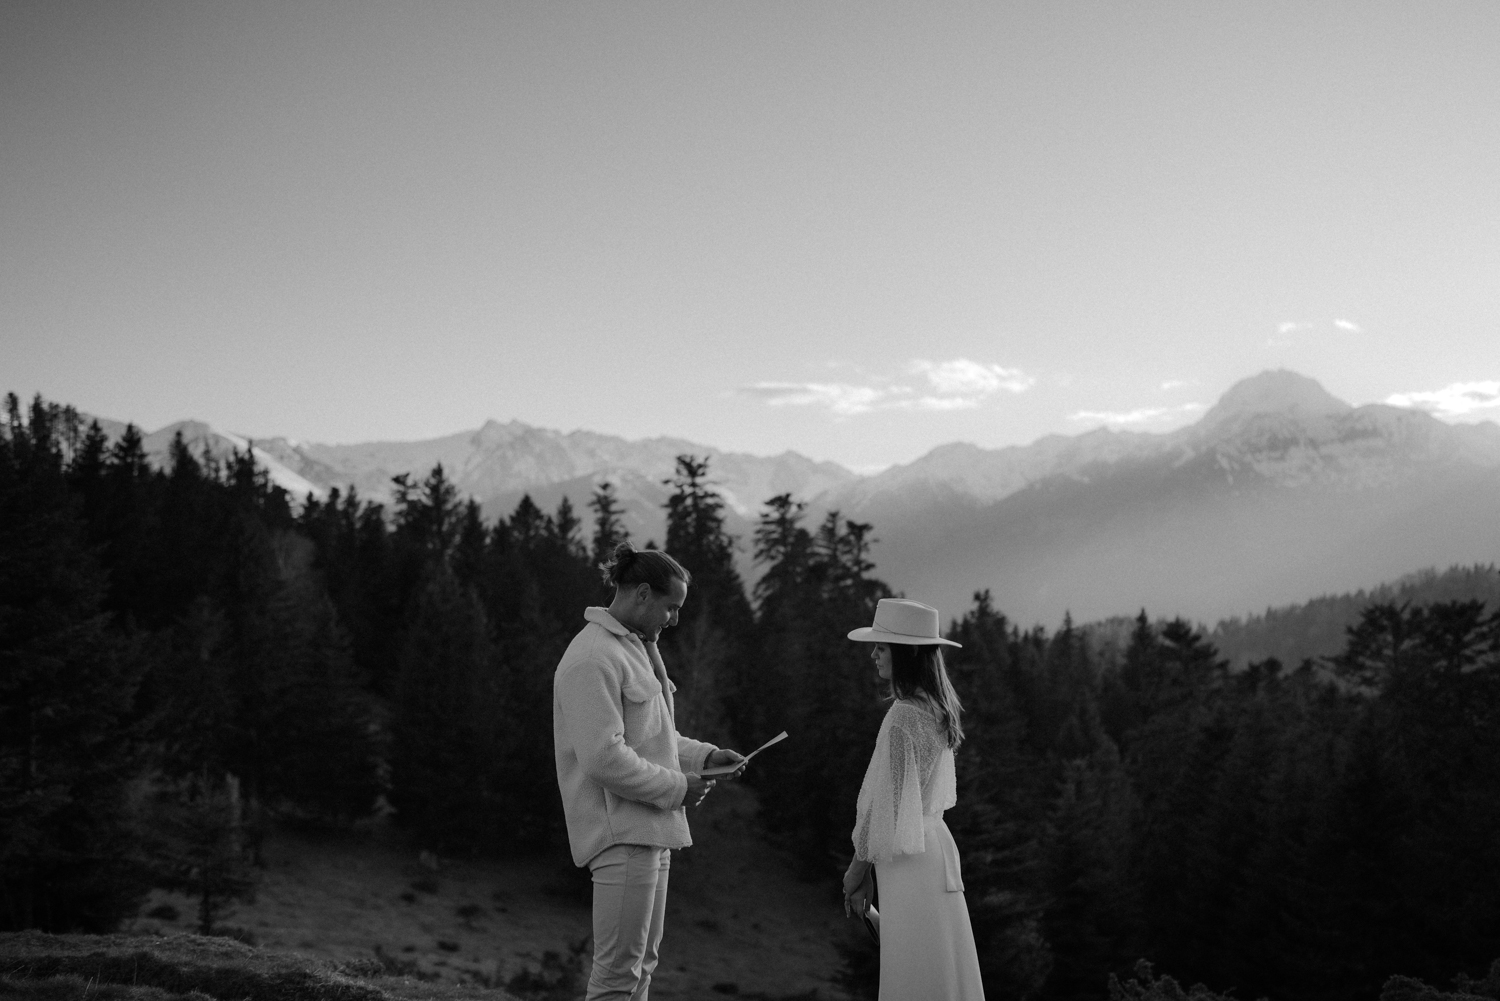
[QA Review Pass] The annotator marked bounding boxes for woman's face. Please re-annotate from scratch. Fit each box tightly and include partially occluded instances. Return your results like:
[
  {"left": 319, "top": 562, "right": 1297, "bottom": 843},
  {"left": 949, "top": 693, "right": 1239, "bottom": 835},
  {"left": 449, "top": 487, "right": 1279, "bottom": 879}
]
[{"left": 871, "top": 643, "right": 893, "bottom": 681}]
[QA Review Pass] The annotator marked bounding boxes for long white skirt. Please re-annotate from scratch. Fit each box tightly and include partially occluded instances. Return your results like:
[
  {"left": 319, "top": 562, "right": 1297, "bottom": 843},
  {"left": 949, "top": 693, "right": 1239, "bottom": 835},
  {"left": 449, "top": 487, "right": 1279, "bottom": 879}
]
[{"left": 875, "top": 815, "right": 985, "bottom": 1000}]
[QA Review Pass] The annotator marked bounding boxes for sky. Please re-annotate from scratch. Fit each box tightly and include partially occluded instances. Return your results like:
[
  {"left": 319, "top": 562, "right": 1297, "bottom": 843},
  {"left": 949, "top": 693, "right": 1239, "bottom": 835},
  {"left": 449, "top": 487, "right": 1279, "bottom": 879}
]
[{"left": 4, "top": 2, "right": 1499, "bottom": 472}]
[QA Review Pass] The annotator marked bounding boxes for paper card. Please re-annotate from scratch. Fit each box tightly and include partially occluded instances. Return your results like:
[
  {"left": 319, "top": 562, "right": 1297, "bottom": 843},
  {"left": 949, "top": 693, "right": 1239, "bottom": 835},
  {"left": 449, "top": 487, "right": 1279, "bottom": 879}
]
[{"left": 698, "top": 730, "right": 788, "bottom": 776}]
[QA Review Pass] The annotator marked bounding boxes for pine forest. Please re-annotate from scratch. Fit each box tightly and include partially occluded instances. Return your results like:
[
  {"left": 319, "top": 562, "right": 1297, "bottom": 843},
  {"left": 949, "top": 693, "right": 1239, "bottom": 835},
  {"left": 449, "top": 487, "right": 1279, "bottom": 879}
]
[{"left": 4, "top": 393, "right": 1499, "bottom": 1001}]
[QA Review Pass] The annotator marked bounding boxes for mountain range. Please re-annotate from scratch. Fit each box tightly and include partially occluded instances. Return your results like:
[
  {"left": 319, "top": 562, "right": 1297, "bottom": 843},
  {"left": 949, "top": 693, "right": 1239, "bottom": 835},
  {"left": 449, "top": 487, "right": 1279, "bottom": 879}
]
[
  {"left": 101, "top": 369, "right": 1500, "bottom": 627},
  {"left": 842, "top": 370, "right": 1500, "bottom": 625}
]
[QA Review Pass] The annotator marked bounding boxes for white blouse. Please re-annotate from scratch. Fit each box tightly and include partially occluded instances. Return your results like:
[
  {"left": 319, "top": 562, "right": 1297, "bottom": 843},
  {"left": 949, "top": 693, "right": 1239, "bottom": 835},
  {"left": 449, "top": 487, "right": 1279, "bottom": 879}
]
[{"left": 852, "top": 698, "right": 957, "bottom": 863}]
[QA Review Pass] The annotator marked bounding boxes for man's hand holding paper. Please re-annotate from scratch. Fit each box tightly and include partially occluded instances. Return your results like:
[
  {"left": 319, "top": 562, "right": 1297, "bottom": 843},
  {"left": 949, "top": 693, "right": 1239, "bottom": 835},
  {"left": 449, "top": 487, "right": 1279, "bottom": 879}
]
[{"left": 699, "top": 731, "right": 788, "bottom": 777}]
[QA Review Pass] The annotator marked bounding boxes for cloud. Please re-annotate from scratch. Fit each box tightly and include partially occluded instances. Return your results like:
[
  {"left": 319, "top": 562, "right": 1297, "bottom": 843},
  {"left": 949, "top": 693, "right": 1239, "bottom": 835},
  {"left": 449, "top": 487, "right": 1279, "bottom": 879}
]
[
  {"left": 910, "top": 395, "right": 979, "bottom": 411},
  {"left": 1068, "top": 403, "right": 1206, "bottom": 427},
  {"left": 910, "top": 358, "right": 1035, "bottom": 396},
  {"left": 1160, "top": 379, "right": 1190, "bottom": 390},
  {"left": 1385, "top": 381, "right": 1500, "bottom": 420},
  {"left": 742, "top": 358, "right": 1033, "bottom": 416},
  {"left": 1267, "top": 318, "right": 1362, "bottom": 346},
  {"left": 738, "top": 381, "right": 894, "bottom": 416}
]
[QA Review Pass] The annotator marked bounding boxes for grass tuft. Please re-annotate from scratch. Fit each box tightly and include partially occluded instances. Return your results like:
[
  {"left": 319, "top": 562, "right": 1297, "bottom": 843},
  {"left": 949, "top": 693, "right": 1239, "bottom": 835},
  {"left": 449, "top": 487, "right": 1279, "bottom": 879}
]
[
  {"left": 0, "top": 973, "right": 217, "bottom": 1000},
  {"left": 0, "top": 931, "right": 390, "bottom": 1001}
]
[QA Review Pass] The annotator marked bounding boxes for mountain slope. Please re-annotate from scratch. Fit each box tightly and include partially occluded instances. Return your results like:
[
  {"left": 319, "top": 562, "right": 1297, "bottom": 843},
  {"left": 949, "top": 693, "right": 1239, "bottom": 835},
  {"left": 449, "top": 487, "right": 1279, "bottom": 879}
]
[
  {"left": 837, "top": 371, "right": 1500, "bottom": 625},
  {"left": 1209, "top": 564, "right": 1500, "bottom": 671},
  {"left": 116, "top": 419, "right": 330, "bottom": 500},
  {"left": 258, "top": 420, "right": 855, "bottom": 515},
  {"left": 80, "top": 413, "right": 852, "bottom": 583}
]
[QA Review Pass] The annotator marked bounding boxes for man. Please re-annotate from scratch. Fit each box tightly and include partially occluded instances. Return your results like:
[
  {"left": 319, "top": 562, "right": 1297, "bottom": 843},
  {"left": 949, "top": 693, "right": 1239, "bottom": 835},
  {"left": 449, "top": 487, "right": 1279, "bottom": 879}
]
[{"left": 553, "top": 542, "right": 746, "bottom": 1000}]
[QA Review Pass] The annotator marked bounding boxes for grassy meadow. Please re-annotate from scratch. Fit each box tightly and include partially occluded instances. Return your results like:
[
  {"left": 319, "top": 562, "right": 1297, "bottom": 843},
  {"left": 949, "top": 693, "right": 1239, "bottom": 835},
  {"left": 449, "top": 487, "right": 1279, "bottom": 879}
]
[{"left": 7, "top": 783, "right": 855, "bottom": 1001}]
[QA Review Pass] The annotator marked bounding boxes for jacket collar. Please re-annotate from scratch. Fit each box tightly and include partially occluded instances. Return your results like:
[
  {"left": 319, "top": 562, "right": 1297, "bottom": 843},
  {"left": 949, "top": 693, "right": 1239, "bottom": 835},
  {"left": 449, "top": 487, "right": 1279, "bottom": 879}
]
[
  {"left": 584, "top": 606, "right": 633, "bottom": 638},
  {"left": 586, "top": 606, "right": 676, "bottom": 699}
]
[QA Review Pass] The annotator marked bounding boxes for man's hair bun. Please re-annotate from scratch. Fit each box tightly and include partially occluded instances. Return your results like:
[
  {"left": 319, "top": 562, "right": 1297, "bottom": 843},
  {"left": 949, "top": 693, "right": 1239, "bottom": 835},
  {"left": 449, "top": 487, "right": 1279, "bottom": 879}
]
[{"left": 599, "top": 541, "right": 691, "bottom": 593}]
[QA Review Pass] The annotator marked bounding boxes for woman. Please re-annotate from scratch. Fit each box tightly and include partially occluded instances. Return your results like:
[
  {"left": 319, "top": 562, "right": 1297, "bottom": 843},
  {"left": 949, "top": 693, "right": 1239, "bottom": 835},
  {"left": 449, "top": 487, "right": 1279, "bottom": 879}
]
[{"left": 843, "top": 598, "right": 984, "bottom": 1000}]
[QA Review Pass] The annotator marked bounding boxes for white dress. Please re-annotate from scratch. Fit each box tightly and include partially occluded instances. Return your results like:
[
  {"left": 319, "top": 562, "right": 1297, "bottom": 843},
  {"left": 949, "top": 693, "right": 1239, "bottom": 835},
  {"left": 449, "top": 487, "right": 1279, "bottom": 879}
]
[{"left": 853, "top": 698, "right": 985, "bottom": 1000}]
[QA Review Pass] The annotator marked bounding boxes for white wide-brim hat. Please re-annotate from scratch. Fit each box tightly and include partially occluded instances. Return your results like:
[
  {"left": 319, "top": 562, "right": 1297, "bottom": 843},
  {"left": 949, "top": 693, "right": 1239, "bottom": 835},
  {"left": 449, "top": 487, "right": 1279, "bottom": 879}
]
[{"left": 847, "top": 598, "right": 961, "bottom": 648}]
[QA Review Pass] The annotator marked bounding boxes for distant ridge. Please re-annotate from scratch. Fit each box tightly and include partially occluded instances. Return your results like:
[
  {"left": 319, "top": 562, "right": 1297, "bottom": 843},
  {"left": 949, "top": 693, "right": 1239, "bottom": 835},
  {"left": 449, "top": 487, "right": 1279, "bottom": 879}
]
[
  {"left": 87, "top": 418, "right": 330, "bottom": 500},
  {"left": 79, "top": 412, "right": 859, "bottom": 583},
  {"left": 819, "top": 370, "right": 1500, "bottom": 624},
  {"left": 71, "top": 369, "right": 1500, "bottom": 624},
  {"left": 1208, "top": 563, "right": 1500, "bottom": 670}
]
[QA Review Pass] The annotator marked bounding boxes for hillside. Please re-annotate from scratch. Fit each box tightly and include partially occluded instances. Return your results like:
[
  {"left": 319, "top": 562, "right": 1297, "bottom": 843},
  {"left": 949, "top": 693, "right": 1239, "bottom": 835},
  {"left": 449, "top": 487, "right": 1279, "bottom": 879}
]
[
  {"left": 115, "top": 785, "right": 853, "bottom": 1001},
  {"left": 1208, "top": 563, "right": 1500, "bottom": 670},
  {"left": 0, "top": 929, "right": 435, "bottom": 1001}
]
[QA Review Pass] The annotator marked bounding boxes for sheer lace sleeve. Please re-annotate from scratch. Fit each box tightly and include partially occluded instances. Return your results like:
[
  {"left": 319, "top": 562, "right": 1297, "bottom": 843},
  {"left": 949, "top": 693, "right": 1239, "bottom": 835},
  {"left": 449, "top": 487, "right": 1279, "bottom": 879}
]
[{"left": 852, "top": 703, "right": 931, "bottom": 862}]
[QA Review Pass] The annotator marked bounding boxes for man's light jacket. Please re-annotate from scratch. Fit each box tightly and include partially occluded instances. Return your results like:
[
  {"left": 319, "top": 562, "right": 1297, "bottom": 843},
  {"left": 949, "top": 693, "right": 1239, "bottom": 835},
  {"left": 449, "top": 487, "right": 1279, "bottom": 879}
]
[{"left": 553, "top": 606, "right": 718, "bottom": 867}]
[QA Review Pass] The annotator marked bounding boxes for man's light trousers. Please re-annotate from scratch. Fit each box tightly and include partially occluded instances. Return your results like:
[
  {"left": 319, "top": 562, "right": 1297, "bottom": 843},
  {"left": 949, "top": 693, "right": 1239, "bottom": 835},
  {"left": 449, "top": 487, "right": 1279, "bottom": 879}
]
[{"left": 587, "top": 844, "right": 671, "bottom": 1001}]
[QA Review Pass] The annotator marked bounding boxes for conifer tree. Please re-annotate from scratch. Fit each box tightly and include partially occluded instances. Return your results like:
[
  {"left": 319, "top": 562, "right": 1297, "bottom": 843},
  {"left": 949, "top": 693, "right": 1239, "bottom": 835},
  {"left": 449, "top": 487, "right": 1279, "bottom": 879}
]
[
  {"left": 210, "top": 503, "right": 285, "bottom": 827},
  {"left": 0, "top": 395, "right": 149, "bottom": 931},
  {"left": 661, "top": 456, "right": 751, "bottom": 742},
  {"left": 552, "top": 496, "right": 587, "bottom": 562},
  {"left": 748, "top": 494, "right": 813, "bottom": 744},
  {"left": 589, "top": 480, "right": 630, "bottom": 569},
  {"left": 398, "top": 464, "right": 462, "bottom": 543},
  {"left": 96, "top": 422, "right": 162, "bottom": 622},
  {"left": 751, "top": 502, "right": 889, "bottom": 875},
  {"left": 153, "top": 597, "right": 236, "bottom": 782},
  {"left": 158, "top": 432, "right": 207, "bottom": 605},
  {"left": 664, "top": 457, "right": 733, "bottom": 575},
  {"left": 389, "top": 567, "right": 508, "bottom": 850},
  {"left": 752, "top": 494, "right": 810, "bottom": 608},
  {"left": 942, "top": 592, "right": 1054, "bottom": 998},
  {"left": 140, "top": 772, "right": 257, "bottom": 934},
  {"left": 1322, "top": 600, "right": 1500, "bottom": 989},
  {"left": 353, "top": 494, "right": 400, "bottom": 692},
  {"left": 663, "top": 456, "right": 750, "bottom": 629},
  {"left": 257, "top": 579, "right": 378, "bottom": 822},
  {"left": 1326, "top": 601, "right": 1422, "bottom": 689},
  {"left": 508, "top": 493, "right": 551, "bottom": 548},
  {"left": 1042, "top": 742, "right": 1141, "bottom": 1001},
  {"left": 450, "top": 498, "right": 489, "bottom": 592},
  {"left": 483, "top": 499, "right": 580, "bottom": 847},
  {"left": 66, "top": 420, "right": 110, "bottom": 539}
]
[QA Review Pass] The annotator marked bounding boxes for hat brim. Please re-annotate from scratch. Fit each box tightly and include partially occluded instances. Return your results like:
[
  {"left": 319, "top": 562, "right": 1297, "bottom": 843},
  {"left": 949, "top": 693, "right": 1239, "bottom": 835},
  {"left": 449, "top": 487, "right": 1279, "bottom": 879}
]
[{"left": 847, "top": 626, "right": 961, "bottom": 648}]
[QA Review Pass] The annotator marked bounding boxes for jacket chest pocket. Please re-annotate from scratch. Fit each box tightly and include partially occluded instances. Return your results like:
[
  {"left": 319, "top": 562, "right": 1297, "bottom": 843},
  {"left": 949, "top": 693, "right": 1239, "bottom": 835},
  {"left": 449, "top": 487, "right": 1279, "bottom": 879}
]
[{"left": 621, "top": 676, "right": 666, "bottom": 747}]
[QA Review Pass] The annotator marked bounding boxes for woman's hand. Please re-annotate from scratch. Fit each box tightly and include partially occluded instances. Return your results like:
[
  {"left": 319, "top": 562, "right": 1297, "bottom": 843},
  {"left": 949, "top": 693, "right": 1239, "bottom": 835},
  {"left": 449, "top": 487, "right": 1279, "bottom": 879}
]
[
  {"left": 842, "top": 859, "right": 872, "bottom": 918},
  {"left": 844, "top": 876, "right": 873, "bottom": 919},
  {"left": 841, "top": 859, "right": 869, "bottom": 897}
]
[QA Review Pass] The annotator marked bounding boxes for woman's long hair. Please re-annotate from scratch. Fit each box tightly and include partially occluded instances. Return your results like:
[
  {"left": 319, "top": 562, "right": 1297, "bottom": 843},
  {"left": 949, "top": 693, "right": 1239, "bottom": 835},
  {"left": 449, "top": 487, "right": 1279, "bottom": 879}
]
[{"left": 888, "top": 644, "right": 964, "bottom": 748}]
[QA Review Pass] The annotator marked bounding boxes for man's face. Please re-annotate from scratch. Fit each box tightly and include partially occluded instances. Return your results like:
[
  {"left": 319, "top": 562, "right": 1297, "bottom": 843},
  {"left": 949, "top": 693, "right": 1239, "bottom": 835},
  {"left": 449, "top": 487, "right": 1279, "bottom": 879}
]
[{"left": 635, "top": 578, "right": 687, "bottom": 642}]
